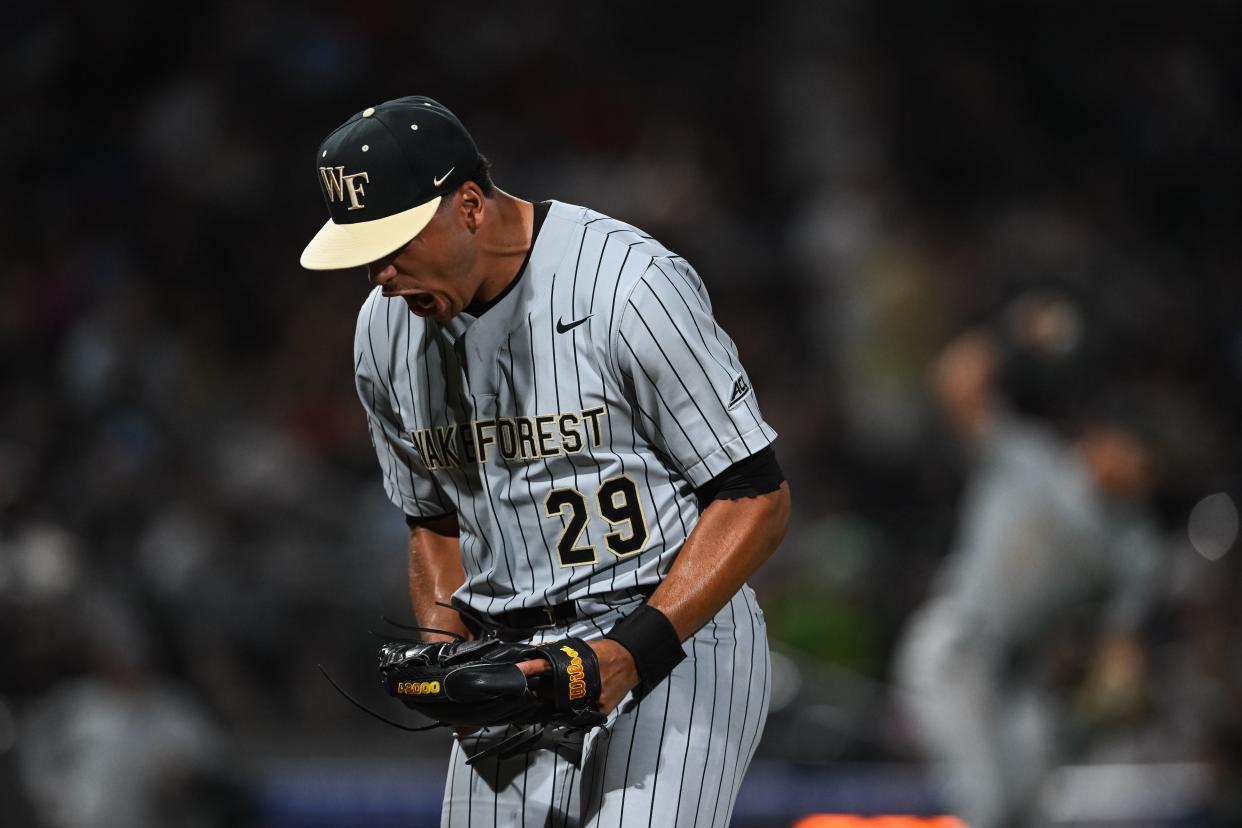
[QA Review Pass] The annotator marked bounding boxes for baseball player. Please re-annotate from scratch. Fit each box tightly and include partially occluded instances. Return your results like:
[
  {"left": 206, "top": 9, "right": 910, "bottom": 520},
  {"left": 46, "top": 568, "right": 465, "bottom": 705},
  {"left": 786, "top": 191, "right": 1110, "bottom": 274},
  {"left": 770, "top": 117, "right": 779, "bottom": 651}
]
[
  {"left": 894, "top": 308, "right": 1163, "bottom": 828},
  {"left": 300, "top": 96, "right": 791, "bottom": 826}
]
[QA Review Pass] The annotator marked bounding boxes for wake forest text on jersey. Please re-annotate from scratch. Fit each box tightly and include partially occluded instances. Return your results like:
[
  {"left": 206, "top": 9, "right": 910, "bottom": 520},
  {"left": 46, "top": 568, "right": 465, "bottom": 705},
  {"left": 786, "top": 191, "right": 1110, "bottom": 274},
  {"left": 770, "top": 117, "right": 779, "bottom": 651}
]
[{"left": 408, "top": 406, "right": 607, "bottom": 470}]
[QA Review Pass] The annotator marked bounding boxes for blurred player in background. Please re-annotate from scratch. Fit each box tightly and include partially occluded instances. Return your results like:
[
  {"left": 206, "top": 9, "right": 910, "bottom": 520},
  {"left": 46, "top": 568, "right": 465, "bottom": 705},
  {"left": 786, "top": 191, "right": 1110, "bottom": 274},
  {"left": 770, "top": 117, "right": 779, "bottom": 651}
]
[{"left": 894, "top": 289, "right": 1165, "bottom": 828}]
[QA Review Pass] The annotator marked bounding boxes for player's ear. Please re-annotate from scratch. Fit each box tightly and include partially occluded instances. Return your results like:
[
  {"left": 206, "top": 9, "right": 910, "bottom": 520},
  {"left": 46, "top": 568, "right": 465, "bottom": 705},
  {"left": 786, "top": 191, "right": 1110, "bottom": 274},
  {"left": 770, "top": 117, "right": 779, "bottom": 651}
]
[{"left": 457, "top": 182, "right": 485, "bottom": 232}]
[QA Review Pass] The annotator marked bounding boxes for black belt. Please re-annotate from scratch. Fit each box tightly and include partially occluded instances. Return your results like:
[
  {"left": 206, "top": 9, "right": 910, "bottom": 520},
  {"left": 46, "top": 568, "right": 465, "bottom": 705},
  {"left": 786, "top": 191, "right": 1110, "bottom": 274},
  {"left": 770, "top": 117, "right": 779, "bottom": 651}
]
[{"left": 457, "top": 584, "right": 657, "bottom": 639}]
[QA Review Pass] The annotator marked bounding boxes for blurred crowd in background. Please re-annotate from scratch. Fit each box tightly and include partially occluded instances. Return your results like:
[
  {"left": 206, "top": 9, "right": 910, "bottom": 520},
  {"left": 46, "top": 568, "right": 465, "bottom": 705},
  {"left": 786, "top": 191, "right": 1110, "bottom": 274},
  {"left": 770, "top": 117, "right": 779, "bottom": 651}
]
[{"left": 3, "top": 1, "right": 1241, "bottom": 826}]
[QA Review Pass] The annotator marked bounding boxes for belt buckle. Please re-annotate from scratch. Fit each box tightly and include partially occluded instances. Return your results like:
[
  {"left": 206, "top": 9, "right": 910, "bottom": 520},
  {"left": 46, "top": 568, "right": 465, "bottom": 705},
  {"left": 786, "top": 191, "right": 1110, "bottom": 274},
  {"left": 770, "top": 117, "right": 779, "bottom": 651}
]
[{"left": 539, "top": 605, "right": 557, "bottom": 628}]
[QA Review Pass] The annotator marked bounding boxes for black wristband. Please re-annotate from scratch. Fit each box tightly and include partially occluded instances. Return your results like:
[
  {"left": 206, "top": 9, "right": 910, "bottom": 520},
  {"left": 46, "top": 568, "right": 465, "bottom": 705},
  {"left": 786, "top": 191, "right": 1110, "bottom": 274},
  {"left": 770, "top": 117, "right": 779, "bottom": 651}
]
[{"left": 605, "top": 604, "right": 686, "bottom": 696}]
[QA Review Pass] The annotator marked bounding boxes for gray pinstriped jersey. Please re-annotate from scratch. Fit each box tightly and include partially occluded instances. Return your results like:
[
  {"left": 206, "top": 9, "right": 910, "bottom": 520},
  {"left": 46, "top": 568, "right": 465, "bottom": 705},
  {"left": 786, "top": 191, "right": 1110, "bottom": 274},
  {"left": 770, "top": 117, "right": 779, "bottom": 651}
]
[{"left": 354, "top": 200, "right": 776, "bottom": 617}]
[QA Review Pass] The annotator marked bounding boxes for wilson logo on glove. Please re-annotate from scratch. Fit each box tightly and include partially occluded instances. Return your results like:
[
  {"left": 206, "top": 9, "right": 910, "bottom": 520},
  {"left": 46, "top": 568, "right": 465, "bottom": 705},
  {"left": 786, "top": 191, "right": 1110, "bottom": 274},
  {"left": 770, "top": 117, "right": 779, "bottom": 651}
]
[
  {"left": 560, "top": 645, "right": 587, "bottom": 700},
  {"left": 320, "top": 619, "right": 608, "bottom": 767}
]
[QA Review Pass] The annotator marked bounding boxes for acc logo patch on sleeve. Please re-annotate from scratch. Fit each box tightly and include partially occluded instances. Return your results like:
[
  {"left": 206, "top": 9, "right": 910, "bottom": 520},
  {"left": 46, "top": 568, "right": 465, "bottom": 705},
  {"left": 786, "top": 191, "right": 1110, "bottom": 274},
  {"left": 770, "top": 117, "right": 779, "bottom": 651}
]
[{"left": 727, "top": 374, "right": 752, "bottom": 409}]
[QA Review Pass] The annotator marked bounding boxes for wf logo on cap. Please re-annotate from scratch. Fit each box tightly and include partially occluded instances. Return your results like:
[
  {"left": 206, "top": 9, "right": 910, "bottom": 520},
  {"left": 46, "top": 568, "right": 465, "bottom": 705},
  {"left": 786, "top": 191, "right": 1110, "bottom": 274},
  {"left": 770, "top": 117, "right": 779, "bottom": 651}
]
[
  {"left": 319, "top": 165, "right": 370, "bottom": 211},
  {"left": 302, "top": 96, "right": 482, "bottom": 270}
]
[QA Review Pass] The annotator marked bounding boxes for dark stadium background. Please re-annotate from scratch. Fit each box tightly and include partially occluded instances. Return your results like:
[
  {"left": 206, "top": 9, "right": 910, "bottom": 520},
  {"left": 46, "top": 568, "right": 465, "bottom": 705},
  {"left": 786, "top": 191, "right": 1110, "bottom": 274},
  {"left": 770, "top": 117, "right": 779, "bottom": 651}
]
[{"left": 3, "top": 1, "right": 1240, "bottom": 825}]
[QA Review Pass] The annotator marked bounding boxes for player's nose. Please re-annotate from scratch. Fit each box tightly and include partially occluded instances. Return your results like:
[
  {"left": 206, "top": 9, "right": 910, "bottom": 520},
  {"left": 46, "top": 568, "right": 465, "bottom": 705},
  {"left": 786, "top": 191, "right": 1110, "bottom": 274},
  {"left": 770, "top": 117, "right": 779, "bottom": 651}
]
[{"left": 367, "top": 261, "right": 397, "bottom": 286}]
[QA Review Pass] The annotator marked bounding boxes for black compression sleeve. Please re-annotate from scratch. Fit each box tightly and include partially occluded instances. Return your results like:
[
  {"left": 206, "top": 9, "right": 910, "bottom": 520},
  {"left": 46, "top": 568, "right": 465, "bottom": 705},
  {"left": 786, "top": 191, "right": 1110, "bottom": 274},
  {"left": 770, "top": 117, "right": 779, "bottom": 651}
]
[
  {"left": 694, "top": 446, "right": 784, "bottom": 509},
  {"left": 405, "top": 512, "right": 454, "bottom": 528}
]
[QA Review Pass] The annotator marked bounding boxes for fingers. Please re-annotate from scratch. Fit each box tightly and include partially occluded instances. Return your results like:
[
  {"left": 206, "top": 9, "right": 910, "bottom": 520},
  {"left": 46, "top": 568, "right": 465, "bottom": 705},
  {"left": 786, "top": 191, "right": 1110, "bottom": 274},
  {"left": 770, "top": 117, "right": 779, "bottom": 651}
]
[{"left": 517, "top": 658, "right": 551, "bottom": 678}]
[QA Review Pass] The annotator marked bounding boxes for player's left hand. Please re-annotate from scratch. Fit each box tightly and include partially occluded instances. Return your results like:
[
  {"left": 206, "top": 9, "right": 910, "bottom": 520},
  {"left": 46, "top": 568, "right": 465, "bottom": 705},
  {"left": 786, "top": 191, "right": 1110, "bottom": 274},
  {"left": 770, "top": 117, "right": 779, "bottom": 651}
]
[{"left": 517, "top": 638, "right": 638, "bottom": 716}]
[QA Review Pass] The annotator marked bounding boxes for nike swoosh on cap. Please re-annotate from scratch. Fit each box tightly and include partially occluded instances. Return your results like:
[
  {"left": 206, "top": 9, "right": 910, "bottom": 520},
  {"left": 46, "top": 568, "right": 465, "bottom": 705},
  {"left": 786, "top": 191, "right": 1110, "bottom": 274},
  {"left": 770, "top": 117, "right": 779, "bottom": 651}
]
[{"left": 433, "top": 167, "right": 455, "bottom": 187}]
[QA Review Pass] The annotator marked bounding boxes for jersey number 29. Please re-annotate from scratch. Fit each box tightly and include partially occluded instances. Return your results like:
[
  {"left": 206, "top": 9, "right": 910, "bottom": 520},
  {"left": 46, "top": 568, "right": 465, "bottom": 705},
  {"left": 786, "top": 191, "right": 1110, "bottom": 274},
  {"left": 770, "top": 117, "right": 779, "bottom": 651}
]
[{"left": 543, "top": 476, "right": 648, "bottom": 566}]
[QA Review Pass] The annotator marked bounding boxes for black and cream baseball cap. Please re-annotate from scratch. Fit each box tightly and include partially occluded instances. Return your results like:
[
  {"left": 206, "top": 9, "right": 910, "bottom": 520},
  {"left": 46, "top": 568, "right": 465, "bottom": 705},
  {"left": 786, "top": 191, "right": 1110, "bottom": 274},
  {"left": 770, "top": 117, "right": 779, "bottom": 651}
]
[{"left": 300, "top": 96, "right": 481, "bottom": 270}]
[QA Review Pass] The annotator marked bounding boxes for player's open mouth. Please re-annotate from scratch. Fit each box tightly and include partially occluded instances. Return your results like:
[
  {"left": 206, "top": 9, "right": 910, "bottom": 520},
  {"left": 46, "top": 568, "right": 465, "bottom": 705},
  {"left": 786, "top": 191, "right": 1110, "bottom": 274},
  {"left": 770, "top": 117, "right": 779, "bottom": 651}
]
[{"left": 402, "top": 292, "right": 444, "bottom": 317}]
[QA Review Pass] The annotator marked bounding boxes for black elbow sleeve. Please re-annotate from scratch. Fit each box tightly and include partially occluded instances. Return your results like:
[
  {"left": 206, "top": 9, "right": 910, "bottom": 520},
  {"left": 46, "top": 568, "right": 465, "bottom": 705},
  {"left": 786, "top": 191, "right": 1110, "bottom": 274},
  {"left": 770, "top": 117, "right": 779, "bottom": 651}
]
[
  {"left": 694, "top": 446, "right": 784, "bottom": 510},
  {"left": 405, "top": 512, "right": 453, "bottom": 528}
]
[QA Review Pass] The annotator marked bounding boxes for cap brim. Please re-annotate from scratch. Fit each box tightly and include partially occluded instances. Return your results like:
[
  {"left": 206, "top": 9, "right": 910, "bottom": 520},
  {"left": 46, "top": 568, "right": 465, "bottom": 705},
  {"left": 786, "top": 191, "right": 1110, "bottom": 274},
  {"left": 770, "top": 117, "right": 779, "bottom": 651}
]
[{"left": 299, "top": 196, "right": 442, "bottom": 270}]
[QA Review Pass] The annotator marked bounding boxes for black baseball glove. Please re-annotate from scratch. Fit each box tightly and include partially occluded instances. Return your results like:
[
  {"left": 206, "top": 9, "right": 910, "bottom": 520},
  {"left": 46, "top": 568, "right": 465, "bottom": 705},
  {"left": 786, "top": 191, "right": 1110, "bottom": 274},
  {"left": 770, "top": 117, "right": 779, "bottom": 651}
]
[
  {"left": 316, "top": 630, "right": 608, "bottom": 763},
  {"left": 379, "top": 634, "right": 606, "bottom": 730}
]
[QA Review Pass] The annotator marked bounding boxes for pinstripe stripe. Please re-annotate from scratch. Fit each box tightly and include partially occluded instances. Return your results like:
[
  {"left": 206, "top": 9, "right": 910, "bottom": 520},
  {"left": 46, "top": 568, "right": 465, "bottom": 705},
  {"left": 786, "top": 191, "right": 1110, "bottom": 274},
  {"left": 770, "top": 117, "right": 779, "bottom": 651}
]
[
  {"left": 668, "top": 255, "right": 704, "bottom": 293},
  {"left": 569, "top": 230, "right": 611, "bottom": 593},
  {"left": 586, "top": 230, "right": 626, "bottom": 313},
  {"left": 416, "top": 326, "right": 453, "bottom": 513},
  {"left": 492, "top": 741, "right": 501, "bottom": 828},
  {"left": 605, "top": 245, "right": 654, "bottom": 376},
  {"left": 612, "top": 380, "right": 694, "bottom": 539},
  {"left": 612, "top": 388, "right": 670, "bottom": 595},
  {"left": 583, "top": 210, "right": 655, "bottom": 241},
  {"left": 590, "top": 242, "right": 647, "bottom": 593},
  {"left": 634, "top": 277, "right": 750, "bottom": 454},
  {"left": 386, "top": 298, "right": 426, "bottom": 503},
  {"left": 363, "top": 297, "right": 403, "bottom": 493},
  {"left": 708, "top": 600, "right": 739, "bottom": 828},
  {"left": 595, "top": 242, "right": 661, "bottom": 596},
  {"left": 472, "top": 390, "right": 518, "bottom": 608},
  {"left": 361, "top": 328, "right": 441, "bottom": 518},
  {"left": 553, "top": 744, "right": 563, "bottom": 828},
  {"left": 561, "top": 752, "right": 578, "bottom": 828},
  {"left": 740, "top": 591, "right": 771, "bottom": 783},
  {"left": 549, "top": 228, "right": 600, "bottom": 573},
  {"left": 357, "top": 349, "right": 394, "bottom": 493},
  {"left": 445, "top": 739, "right": 457, "bottom": 828},
  {"left": 527, "top": 313, "right": 564, "bottom": 606},
  {"left": 468, "top": 732, "right": 484, "bottom": 828},
  {"left": 605, "top": 691, "right": 643, "bottom": 826},
  {"left": 668, "top": 256, "right": 766, "bottom": 432},
  {"left": 366, "top": 294, "right": 392, "bottom": 399},
  {"left": 592, "top": 715, "right": 614, "bottom": 822},
  {"left": 652, "top": 259, "right": 765, "bottom": 434},
  {"left": 672, "top": 626, "right": 701, "bottom": 827},
  {"left": 497, "top": 334, "right": 539, "bottom": 603},
  {"left": 692, "top": 625, "right": 722, "bottom": 828},
  {"left": 521, "top": 749, "right": 530, "bottom": 828},
  {"left": 403, "top": 320, "right": 436, "bottom": 514},
  {"left": 583, "top": 726, "right": 605, "bottom": 824},
  {"left": 619, "top": 331, "right": 711, "bottom": 473},
  {"left": 649, "top": 261, "right": 735, "bottom": 383},
  {"left": 726, "top": 588, "right": 760, "bottom": 809},
  {"left": 434, "top": 333, "right": 490, "bottom": 605},
  {"left": 624, "top": 298, "right": 733, "bottom": 462},
  {"left": 617, "top": 691, "right": 646, "bottom": 827},
  {"left": 586, "top": 233, "right": 628, "bottom": 597},
  {"left": 646, "top": 675, "right": 675, "bottom": 826}
]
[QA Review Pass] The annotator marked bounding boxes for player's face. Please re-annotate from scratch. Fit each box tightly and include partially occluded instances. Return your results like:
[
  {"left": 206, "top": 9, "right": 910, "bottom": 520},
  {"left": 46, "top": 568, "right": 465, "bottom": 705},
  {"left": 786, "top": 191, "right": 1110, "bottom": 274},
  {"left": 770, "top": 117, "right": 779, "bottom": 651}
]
[
  {"left": 1081, "top": 427, "right": 1156, "bottom": 498},
  {"left": 365, "top": 196, "right": 478, "bottom": 321}
]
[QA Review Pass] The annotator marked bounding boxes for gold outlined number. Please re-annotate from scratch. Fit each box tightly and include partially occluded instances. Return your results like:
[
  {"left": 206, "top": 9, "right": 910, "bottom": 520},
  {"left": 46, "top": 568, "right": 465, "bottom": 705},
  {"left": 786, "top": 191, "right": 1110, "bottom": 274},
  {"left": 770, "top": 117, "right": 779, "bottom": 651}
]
[
  {"left": 543, "top": 476, "right": 649, "bottom": 567},
  {"left": 544, "top": 489, "right": 595, "bottom": 566},
  {"left": 598, "top": 476, "right": 647, "bottom": 555}
]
